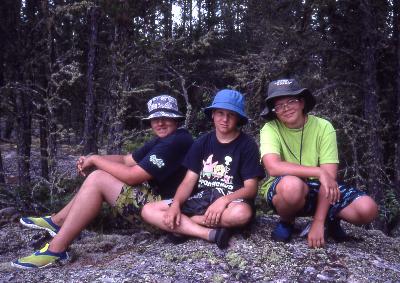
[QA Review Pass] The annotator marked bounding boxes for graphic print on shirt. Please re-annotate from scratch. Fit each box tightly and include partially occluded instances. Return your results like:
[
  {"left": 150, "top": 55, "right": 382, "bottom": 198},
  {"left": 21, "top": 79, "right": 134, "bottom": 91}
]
[
  {"left": 199, "top": 154, "right": 234, "bottom": 195},
  {"left": 149, "top": 154, "right": 165, "bottom": 168}
]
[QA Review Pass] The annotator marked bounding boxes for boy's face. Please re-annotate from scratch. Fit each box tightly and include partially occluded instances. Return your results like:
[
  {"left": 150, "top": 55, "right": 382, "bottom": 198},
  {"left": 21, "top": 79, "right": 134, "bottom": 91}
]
[
  {"left": 150, "top": 117, "right": 178, "bottom": 138},
  {"left": 273, "top": 96, "right": 305, "bottom": 128},
  {"left": 212, "top": 109, "right": 239, "bottom": 135}
]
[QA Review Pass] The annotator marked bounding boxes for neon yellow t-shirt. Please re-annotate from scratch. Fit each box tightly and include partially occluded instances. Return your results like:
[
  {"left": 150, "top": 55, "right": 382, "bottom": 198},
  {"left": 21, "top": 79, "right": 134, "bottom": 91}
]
[{"left": 259, "top": 115, "right": 339, "bottom": 197}]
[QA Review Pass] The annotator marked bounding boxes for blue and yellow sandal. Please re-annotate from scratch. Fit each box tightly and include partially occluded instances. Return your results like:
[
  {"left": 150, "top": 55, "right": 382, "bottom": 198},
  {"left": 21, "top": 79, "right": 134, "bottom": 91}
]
[
  {"left": 11, "top": 243, "right": 69, "bottom": 269},
  {"left": 20, "top": 216, "right": 61, "bottom": 237}
]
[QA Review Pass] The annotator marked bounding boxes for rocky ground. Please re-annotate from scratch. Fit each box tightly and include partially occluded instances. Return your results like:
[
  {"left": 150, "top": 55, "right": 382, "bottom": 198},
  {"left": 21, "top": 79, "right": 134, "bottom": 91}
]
[
  {"left": 0, "top": 212, "right": 399, "bottom": 283},
  {"left": 1, "top": 143, "right": 400, "bottom": 282}
]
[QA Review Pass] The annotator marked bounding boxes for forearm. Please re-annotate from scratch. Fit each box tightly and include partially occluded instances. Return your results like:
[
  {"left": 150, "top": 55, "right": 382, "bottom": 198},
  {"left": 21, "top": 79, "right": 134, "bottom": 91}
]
[
  {"left": 94, "top": 154, "right": 136, "bottom": 166},
  {"left": 314, "top": 189, "right": 331, "bottom": 223},
  {"left": 172, "top": 171, "right": 198, "bottom": 207},
  {"left": 268, "top": 160, "right": 322, "bottom": 179},
  {"left": 223, "top": 179, "right": 258, "bottom": 203},
  {"left": 172, "top": 186, "right": 193, "bottom": 207},
  {"left": 89, "top": 155, "right": 144, "bottom": 185}
]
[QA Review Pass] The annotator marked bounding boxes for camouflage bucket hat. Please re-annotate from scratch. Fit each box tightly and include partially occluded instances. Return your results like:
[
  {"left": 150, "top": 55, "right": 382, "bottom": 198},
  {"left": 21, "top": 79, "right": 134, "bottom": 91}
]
[{"left": 142, "top": 95, "right": 185, "bottom": 121}]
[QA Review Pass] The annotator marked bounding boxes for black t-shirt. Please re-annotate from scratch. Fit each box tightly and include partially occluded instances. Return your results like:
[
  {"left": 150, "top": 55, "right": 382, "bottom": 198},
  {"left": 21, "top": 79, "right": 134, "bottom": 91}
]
[
  {"left": 132, "top": 128, "right": 193, "bottom": 199},
  {"left": 183, "top": 131, "right": 265, "bottom": 196}
]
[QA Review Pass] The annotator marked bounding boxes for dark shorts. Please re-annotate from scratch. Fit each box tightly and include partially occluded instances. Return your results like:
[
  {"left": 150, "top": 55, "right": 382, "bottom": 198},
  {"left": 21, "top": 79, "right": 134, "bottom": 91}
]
[
  {"left": 266, "top": 176, "right": 367, "bottom": 221},
  {"left": 168, "top": 189, "right": 253, "bottom": 217},
  {"left": 112, "top": 184, "right": 161, "bottom": 224}
]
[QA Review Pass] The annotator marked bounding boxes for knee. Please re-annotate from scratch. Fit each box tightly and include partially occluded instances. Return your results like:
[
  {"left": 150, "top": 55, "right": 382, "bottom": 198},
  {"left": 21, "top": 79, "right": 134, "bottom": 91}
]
[
  {"left": 82, "top": 170, "right": 109, "bottom": 188},
  {"left": 356, "top": 196, "right": 378, "bottom": 224},
  {"left": 140, "top": 203, "right": 153, "bottom": 221},
  {"left": 276, "top": 176, "right": 307, "bottom": 205},
  {"left": 223, "top": 204, "right": 252, "bottom": 227}
]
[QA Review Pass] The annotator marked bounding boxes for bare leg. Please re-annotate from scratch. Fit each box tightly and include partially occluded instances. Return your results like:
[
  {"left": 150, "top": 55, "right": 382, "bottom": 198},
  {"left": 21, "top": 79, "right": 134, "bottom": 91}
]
[
  {"left": 50, "top": 194, "right": 77, "bottom": 226},
  {"left": 141, "top": 202, "right": 211, "bottom": 240},
  {"left": 337, "top": 195, "right": 378, "bottom": 225},
  {"left": 191, "top": 202, "right": 253, "bottom": 228},
  {"left": 48, "top": 170, "right": 124, "bottom": 253},
  {"left": 272, "top": 176, "right": 308, "bottom": 222}
]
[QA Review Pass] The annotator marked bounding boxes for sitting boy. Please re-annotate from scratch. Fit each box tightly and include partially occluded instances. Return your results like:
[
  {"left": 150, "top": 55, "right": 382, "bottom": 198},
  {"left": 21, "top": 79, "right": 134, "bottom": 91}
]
[
  {"left": 142, "top": 89, "right": 265, "bottom": 248},
  {"left": 13, "top": 95, "right": 193, "bottom": 268}
]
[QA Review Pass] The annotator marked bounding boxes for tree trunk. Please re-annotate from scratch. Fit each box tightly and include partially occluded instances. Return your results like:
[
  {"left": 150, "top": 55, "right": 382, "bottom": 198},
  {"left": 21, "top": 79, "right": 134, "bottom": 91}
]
[
  {"left": 39, "top": 106, "right": 49, "bottom": 180},
  {"left": 0, "top": 147, "right": 4, "bottom": 184},
  {"left": 83, "top": 6, "right": 99, "bottom": 155},
  {"left": 394, "top": 0, "right": 400, "bottom": 195},
  {"left": 360, "top": 0, "right": 385, "bottom": 229},
  {"left": 0, "top": 3, "right": 5, "bottom": 184},
  {"left": 41, "top": 0, "right": 57, "bottom": 176},
  {"left": 163, "top": 0, "right": 173, "bottom": 38},
  {"left": 106, "top": 24, "right": 126, "bottom": 154},
  {"left": 15, "top": 92, "right": 32, "bottom": 187}
]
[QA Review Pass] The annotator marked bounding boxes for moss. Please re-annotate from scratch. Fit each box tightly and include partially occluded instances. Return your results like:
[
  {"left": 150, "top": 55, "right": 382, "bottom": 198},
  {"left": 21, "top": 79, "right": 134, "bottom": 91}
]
[
  {"left": 226, "top": 251, "right": 247, "bottom": 270},
  {"left": 212, "top": 274, "right": 225, "bottom": 283}
]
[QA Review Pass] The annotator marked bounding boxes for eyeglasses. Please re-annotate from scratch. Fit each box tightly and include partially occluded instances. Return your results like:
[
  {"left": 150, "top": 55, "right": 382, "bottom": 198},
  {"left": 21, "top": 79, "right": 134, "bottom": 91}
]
[{"left": 272, "top": 98, "right": 300, "bottom": 113}]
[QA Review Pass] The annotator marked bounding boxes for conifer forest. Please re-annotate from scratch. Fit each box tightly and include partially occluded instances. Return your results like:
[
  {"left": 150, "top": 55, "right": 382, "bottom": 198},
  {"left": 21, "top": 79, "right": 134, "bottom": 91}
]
[{"left": 1, "top": 0, "right": 400, "bottom": 233}]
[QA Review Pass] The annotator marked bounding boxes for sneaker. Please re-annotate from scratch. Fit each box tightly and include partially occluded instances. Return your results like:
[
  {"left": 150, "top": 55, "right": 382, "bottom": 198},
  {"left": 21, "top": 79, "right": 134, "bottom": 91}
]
[
  {"left": 326, "top": 219, "right": 347, "bottom": 242},
  {"left": 299, "top": 222, "right": 312, "bottom": 238},
  {"left": 271, "top": 221, "right": 294, "bottom": 242},
  {"left": 11, "top": 243, "right": 69, "bottom": 269},
  {"left": 214, "top": 228, "right": 232, "bottom": 249},
  {"left": 299, "top": 221, "right": 328, "bottom": 240},
  {"left": 165, "top": 233, "right": 189, "bottom": 244},
  {"left": 20, "top": 216, "right": 61, "bottom": 237}
]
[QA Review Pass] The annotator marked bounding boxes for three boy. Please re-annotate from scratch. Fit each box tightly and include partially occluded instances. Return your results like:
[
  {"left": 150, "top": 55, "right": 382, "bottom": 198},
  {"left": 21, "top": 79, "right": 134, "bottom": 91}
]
[{"left": 13, "top": 82, "right": 379, "bottom": 268}]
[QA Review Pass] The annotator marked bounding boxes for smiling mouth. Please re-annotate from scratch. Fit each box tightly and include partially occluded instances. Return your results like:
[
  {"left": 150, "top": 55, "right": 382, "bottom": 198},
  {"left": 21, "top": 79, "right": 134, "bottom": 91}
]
[{"left": 282, "top": 111, "right": 295, "bottom": 118}]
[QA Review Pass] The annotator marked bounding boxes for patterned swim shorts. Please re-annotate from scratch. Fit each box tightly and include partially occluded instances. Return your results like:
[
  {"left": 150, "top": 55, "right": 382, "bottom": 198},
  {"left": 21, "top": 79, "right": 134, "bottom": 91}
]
[
  {"left": 266, "top": 176, "right": 367, "bottom": 221},
  {"left": 112, "top": 184, "right": 161, "bottom": 224}
]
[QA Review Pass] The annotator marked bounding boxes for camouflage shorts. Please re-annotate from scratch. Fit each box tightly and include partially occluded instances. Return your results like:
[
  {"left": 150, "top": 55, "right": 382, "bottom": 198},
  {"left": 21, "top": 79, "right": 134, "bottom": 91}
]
[
  {"left": 112, "top": 184, "right": 161, "bottom": 224},
  {"left": 266, "top": 177, "right": 366, "bottom": 221}
]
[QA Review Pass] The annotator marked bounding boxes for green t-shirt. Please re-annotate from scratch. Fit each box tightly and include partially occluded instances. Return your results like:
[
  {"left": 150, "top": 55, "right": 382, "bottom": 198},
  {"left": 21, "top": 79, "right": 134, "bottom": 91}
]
[{"left": 259, "top": 115, "right": 339, "bottom": 197}]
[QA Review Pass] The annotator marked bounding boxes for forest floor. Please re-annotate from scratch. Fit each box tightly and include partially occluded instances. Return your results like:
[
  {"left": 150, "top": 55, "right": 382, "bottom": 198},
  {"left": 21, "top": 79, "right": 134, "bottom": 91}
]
[
  {"left": 1, "top": 142, "right": 400, "bottom": 282},
  {"left": 0, "top": 139, "right": 80, "bottom": 185},
  {"left": 1, "top": 215, "right": 400, "bottom": 282}
]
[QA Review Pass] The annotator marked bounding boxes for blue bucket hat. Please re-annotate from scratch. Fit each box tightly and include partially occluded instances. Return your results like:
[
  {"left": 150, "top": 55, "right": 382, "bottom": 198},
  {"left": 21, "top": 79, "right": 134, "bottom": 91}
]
[{"left": 204, "top": 89, "right": 248, "bottom": 125}]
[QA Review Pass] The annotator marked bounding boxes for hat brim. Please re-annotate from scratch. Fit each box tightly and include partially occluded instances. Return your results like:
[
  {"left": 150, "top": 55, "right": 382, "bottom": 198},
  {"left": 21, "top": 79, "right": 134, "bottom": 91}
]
[
  {"left": 204, "top": 105, "right": 248, "bottom": 126},
  {"left": 142, "top": 111, "right": 185, "bottom": 121},
  {"left": 261, "top": 90, "right": 316, "bottom": 119},
  {"left": 260, "top": 106, "right": 275, "bottom": 120}
]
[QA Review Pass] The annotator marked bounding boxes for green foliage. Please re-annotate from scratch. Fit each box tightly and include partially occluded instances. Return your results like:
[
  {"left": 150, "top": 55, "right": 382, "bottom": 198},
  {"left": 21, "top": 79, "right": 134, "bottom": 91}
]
[
  {"left": 1, "top": 0, "right": 399, "bottom": 231},
  {"left": 381, "top": 189, "right": 400, "bottom": 225},
  {"left": 122, "top": 130, "right": 153, "bottom": 153}
]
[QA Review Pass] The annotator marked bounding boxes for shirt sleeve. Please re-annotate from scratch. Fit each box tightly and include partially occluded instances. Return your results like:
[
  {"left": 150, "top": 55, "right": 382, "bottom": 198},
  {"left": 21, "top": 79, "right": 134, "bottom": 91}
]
[
  {"left": 136, "top": 135, "right": 191, "bottom": 182},
  {"left": 240, "top": 137, "right": 266, "bottom": 181},
  {"left": 132, "top": 139, "right": 155, "bottom": 162},
  {"left": 260, "top": 122, "right": 281, "bottom": 158},
  {"left": 319, "top": 121, "right": 339, "bottom": 164},
  {"left": 183, "top": 137, "right": 204, "bottom": 174}
]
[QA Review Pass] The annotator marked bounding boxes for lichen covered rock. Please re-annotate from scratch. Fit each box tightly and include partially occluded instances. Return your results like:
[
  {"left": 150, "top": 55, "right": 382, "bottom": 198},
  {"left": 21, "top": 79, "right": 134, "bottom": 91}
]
[{"left": 1, "top": 215, "right": 399, "bottom": 282}]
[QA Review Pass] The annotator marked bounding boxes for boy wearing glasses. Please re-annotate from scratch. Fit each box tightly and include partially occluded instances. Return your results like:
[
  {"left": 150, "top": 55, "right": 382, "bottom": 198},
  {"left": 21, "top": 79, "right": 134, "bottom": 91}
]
[{"left": 259, "top": 79, "right": 377, "bottom": 248}]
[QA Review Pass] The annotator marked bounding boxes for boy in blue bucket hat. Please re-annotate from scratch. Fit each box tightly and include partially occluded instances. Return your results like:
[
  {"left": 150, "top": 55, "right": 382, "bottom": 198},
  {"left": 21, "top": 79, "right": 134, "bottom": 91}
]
[{"left": 142, "top": 89, "right": 265, "bottom": 249}]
